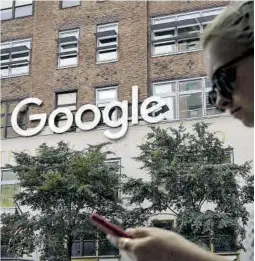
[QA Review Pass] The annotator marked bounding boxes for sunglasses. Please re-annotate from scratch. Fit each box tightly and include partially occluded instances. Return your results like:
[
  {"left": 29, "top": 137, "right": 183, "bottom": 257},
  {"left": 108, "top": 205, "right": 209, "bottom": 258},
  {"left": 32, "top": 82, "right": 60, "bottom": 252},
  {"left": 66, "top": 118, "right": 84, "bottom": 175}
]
[{"left": 208, "top": 48, "right": 254, "bottom": 106}]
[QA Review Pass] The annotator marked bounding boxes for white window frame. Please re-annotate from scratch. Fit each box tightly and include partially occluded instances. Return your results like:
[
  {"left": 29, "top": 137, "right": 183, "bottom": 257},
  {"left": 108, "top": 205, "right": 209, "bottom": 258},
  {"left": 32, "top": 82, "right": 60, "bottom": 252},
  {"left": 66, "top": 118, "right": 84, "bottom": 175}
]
[
  {"left": 153, "top": 77, "right": 224, "bottom": 121},
  {"left": 1, "top": 38, "right": 31, "bottom": 78},
  {"left": 96, "top": 23, "right": 119, "bottom": 64},
  {"left": 0, "top": 0, "right": 33, "bottom": 21},
  {"left": 1, "top": 168, "right": 20, "bottom": 214},
  {"left": 151, "top": 7, "right": 224, "bottom": 57},
  {"left": 178, "top": 79, "right": 203, "bottom": 119},
  {"left": 55, "top": 91, "right": 77, "bottom": 131},
  {"left": 105, "top": 158, "right": 121, "bottom": 199},
  {"left": 61, "top": 0, "right": 80, "bottom": 9},
  {"left": 153, "top": 81, "right": 177, "bottom": 120},
  {"left": 57, "top": 29, "right": 80, "bottom": 68},
  {"left": 96, "top": 86, "right": 118, "bottom": 107}
]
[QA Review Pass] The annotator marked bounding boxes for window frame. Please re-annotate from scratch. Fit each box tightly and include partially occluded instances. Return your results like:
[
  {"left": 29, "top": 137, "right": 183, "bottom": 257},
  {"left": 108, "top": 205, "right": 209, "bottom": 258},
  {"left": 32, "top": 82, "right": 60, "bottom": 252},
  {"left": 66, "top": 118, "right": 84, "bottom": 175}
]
[
  {"left": 1, "top": 38, "right": 32, "bottom": 79},
  {"left": 96, "top": 23, "right": 119, "bottom": 64},
  {"left": 60, "top": 0, "right": 81, "bottom": 9},
  {"left": 1, "top": 99, "right": 28, "bottom": 139},
  {"left": 151, "top": 7, "right": 224, "bottom": 57},
  {"left": 152, "top": 77, "right": 225, "bottom": 121},
  {"left": 57, "top": 28, "right": 80, "bottom": 69},
  {"left": 1, "top": 168, "right": 20, "bottom": 212},
  {"left": 0, "top": 0, "right": 34, "bottom": 21},
  {"left": 55, "top": 90, "right": 78, "bottom": 132}
]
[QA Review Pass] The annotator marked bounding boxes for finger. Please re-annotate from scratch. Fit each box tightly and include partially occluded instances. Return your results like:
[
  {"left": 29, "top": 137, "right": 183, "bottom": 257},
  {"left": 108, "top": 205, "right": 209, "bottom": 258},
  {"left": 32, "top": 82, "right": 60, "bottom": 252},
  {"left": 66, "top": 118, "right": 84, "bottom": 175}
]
[
  {"left": 118, "top": 237, "right": 133, "bottom": 252},
  {"left": 107, "top": 234, "right": 119, "bottom": 247},
  {"left": 126, "top": 227, "right": 151, "bottom": 238}
]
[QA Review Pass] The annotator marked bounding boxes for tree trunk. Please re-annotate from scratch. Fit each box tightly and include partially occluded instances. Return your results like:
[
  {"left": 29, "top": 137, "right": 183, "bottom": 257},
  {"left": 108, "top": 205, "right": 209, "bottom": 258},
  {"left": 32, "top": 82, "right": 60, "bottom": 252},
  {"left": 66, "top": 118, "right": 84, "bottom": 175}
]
[{"left": 67, "top": 235, "right": 73, "bottom": 261}]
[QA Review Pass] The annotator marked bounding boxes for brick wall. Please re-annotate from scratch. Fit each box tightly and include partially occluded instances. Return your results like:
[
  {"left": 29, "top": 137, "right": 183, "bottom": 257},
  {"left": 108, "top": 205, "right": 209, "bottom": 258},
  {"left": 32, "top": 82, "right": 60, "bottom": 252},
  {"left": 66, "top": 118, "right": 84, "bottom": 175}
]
[{"left": 1, "top": 0, "right": 229, "bottom": 115}]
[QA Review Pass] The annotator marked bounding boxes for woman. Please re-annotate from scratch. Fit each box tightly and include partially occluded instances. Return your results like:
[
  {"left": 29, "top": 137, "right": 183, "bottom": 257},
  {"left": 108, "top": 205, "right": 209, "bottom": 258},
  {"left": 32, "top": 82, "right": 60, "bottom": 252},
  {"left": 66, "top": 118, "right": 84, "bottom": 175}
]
[{"left": 107, "top": 1, "right": 254, "bottom": 261}]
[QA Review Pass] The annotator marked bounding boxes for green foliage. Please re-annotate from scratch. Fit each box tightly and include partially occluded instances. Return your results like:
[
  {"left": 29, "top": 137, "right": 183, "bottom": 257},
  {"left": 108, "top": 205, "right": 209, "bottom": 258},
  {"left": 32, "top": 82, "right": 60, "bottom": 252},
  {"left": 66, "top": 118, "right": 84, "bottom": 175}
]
[
  {"left": 122, "top": 122, "right": 254, "bottom": 251},
  {"left": 2, "top": 141, "right": 126, "bottom": 260}
]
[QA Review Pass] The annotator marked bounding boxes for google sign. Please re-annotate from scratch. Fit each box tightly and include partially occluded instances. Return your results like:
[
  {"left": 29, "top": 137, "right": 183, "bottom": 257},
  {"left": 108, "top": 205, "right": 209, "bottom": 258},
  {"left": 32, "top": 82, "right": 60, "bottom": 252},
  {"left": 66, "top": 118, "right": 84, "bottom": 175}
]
[{"left": 11, "top": 86, "right": 169, "bottom": 140}]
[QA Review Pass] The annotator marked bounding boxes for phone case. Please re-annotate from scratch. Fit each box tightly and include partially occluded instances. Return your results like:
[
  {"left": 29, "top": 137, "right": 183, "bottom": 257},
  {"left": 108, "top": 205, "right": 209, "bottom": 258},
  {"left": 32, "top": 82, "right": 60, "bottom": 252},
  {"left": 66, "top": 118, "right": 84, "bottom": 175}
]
[{"left": 90, "top": 213, "right": 132, "bottom": 238}]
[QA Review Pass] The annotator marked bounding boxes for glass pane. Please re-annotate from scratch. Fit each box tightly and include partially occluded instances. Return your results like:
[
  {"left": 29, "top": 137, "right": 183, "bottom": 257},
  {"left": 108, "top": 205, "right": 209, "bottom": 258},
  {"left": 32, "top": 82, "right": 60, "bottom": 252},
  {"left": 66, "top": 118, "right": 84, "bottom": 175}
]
[
  {"left": 179, "top": 80, "right": 202, "bottom": 92},
  {"left": 205, "top": 78, "right": 212, "bottom": 89},
  {"left": 1, "top": 0, "right": 13, "bottom": 9},
  {"left": 154, "top": 42, "right": 175, "bottom": 55},
  {"left": 62, "top": 0, "right": 80, "bottom": 8},
  {"left": 11, "top": 51, "right": 29, "bottom": 60},
  {"left": 1, "top": 66, "right": 9, "bottom": 77},
  {"left": 1, "top": 184, "right": 20, "bottom": 207},
  {"left": 1, "top": 53, "right": 10, "bottom": 61},
  {"left": 58, "top": 56, "right": 78, "bottom": 67},
  {"left": 98, "top": 37, "right": 117, "bottom": 47},
  {"left": 180, "top": 93, "right": 202, "bottom": 118},
  {"left": 206, "top": 93, "right": 222, "bottom": 116},
  {"left": 2, "top": 170, "right": 17, "bottom": 181},
  {"left": 154, "top": 29, "right": 175, "bottom": 38},
  {"left": 83, "top": 240, "right": 96, "bottom": 256},
  {"left": 98, "top": 88, "right": 117, "bottom": 101},
  {"left": 59, "top": 29, "right": 79, "bottom": 39},
  {"left": 1, "top": 103, "right": 6, "bottom": 114},
  {"left": 1, "top": 127, "right": 5, "bottom": 138},
  {"left": 57, "top": 92, "right": 77, "bottom": 106},
  {"left": 154, "top": 82, "right": 176, "bottom": 95},
  {"left": 178, "top": 25, "right": 200, "bottom": 35},
  {"left": 15, "top": 0, "right": 33, "bottom": 6},
  {"left": 6, "top": 126, "right": 19, "bottom": 138},
  {"left": 0, "top": 9, "right": 12, "bottom": 20},
  {"left": 98, "top": 23, "right": 118, "bottom": 33},
  {"left": 152, "top": 220, "right": 173, "bottom": 230},
  {"left": 178, "top": 38, "right": 200, "bottom": 51},
  {"left": 15, "top": 5, "right": 32, "bottom": 17},
  {"left": 177, "top": 13, "right": 200, "bottom": 20},
  {"left": 163, "top": 96, "right": 176, "bottom": 120},
  {"left": 60, "top": 43, "right": 78, "bottom": 53},
  {"left": 98, "top": 50, "right": 117, "bottom": 62},
  {"left": 10, "top": 63, "right": 29, "bottom": 75},
  {"left": 8, "top": 102, "right": 19, "bottom": 113},
  {"left": 71, "top": 241, "right": 82, "bottom": 256},
  {"left": 99, "top": 240, "right": 119, "bottom": 256}
]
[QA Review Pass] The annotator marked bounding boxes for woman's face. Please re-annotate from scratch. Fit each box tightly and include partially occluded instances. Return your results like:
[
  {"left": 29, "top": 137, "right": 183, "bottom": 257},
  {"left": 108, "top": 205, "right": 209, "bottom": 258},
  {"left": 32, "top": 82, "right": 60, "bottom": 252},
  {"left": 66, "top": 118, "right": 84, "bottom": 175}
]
[{"left": 204, "top": 38, "right": 254, "bottom": 127}]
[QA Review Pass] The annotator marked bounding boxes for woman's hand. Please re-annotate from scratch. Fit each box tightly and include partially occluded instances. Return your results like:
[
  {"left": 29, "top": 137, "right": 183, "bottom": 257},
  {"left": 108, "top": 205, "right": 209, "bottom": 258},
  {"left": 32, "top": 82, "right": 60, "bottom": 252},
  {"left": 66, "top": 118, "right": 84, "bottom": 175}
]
[{"left": 107, "top": 227, "right": 227, "bottom": 261}]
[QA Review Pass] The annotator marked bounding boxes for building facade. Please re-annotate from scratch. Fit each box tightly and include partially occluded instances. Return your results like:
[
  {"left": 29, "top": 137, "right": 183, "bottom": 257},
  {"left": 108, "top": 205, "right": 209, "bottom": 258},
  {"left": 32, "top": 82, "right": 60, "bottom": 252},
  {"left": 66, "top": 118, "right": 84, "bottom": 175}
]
[{"left": 1, "top": 1, "right": 253, "bottom": 261}]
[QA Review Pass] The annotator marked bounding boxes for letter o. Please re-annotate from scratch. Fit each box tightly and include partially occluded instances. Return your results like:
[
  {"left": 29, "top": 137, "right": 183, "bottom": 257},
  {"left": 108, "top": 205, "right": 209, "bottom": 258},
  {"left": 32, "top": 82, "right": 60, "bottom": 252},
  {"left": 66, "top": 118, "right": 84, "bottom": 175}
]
[
  {"left": 75, "top": 104, "right": 101, "bottom": 131},
  {"left": 48, "top": 108, "right": 73, "bottom": 133}
]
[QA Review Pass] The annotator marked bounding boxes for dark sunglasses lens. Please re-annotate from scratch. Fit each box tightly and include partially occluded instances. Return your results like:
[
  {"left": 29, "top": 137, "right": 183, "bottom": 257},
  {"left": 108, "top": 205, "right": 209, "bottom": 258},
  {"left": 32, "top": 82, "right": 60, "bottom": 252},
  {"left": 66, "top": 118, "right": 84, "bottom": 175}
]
[{"left": 208, "top": 90, "right": 217, "bottom": 105}]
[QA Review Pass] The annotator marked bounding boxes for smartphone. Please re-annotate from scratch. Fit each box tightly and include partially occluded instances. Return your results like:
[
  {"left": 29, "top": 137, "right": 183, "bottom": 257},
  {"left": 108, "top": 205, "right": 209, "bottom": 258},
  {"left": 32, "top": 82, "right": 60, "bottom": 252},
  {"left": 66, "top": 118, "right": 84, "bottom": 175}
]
[{"left": 90, "top": 213, "right": 132, "bottom": 238}]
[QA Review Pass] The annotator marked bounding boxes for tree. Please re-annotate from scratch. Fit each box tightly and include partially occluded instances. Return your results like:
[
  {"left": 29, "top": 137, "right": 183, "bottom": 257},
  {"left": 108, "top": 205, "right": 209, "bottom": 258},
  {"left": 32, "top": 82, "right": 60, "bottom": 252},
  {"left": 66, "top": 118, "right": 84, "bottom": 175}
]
[
  {"left": 122, "top": 122, "right": 254, "bottom": 251},
  {"left": 2, "top": 141, "right": 127, "bottom": 261}
]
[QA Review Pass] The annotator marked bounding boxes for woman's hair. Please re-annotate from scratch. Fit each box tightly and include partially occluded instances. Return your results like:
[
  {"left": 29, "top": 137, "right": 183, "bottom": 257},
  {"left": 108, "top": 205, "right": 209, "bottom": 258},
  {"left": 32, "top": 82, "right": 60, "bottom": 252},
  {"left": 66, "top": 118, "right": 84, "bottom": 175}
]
[{"left": 202, "top": 1, "right": 254, "bottom": 49}]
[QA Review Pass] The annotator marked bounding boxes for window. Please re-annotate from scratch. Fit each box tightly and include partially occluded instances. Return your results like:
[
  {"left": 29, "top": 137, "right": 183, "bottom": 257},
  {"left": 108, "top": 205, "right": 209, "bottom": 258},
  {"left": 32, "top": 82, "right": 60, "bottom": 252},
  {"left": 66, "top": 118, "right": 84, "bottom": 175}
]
[
  {"left": 179, "top": 79, "right": 203, "bottom": 119},
  {"left": 1, "top": 39, "right": 31, "bottom": 78},
  {"left": 55, "top": 91, "right": 77, "bottom": 131},
  {"left": 153, "top": 78, "right": 223, "bottom": 120},
  {"left": 153, "top": 82, "right": 177, "bottom": 120},
  {"left": 1, "top": 169, "right": 19, "bottom": 209},
  {"left": 72, "top": 240, "right": 96, "bottom": 256},
  {"left": 96, "top": 23, "right": 118, "bottom": 63},
  {"left": 58, "top": 29, "right": 79, "bottom": 68},
  {"left": 96, "top": 86, "right": 118, "bottom": 121},
  {"left": 152, "top": 219, "right": 174, "bottom": 230},
  {"left": 61, "top": 0, "right": 80, "bottom": 8},
  {"left": 1, "top": 100, "right": 28, "bottom": 139},
  {"left": 1, "top": 0, "right": 33, "bottom": 21},
  {"left": 106, "top": 158, "right": 121, "bottom": 198},
  {"left": 151, "top": 7, "right": 224, "bottom": 56}
]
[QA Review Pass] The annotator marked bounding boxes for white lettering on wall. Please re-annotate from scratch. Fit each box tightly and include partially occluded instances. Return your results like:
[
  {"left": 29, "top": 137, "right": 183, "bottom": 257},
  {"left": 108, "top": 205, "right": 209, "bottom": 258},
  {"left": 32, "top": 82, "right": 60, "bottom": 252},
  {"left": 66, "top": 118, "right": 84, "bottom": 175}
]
[{"left": 11, "top": 86, "right": 169, "bottom": 140}]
